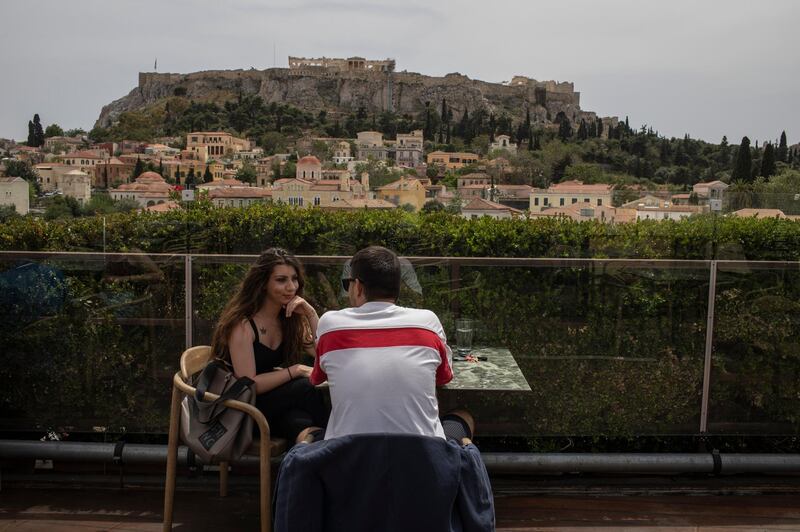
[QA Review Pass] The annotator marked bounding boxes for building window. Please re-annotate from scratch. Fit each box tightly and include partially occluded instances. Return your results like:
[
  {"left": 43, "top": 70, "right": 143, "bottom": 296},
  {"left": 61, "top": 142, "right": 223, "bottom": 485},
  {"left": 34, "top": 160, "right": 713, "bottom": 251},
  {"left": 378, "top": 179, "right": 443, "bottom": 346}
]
[
  {"left": 543, "top": 197, "right": 549, "bottom": 206},
  {"left": 597, "top": 199, "right": 602, "bottom": 206},
  {"left": 314, "top": 196, "right": 320, "bottom": 206},
  {"left": 560, "top": 197, "right": 565, "bottom": 206},
  {"left": 299, "top": 197, "right": 304, "bottom": 206},
  {"left": 572, "top": 198, "right": 578, "bottom": 204},
  {"left": 584, "top": 198, "right": 590, "bottom": 203}
]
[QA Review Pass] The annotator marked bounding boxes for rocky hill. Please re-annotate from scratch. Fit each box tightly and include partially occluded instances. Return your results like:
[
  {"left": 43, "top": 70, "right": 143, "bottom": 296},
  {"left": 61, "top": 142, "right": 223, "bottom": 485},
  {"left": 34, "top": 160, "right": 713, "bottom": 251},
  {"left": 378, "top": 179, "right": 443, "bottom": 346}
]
[{"left": 96, "top": 64, "right": 615, "bottom": 132}]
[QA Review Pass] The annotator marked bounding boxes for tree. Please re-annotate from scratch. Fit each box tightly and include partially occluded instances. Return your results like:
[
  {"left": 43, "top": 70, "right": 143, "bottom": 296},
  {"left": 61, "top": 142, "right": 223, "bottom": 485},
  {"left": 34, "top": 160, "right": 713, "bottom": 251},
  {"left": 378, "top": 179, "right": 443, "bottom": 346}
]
[
  {"left": 44, "top": 123, "right": 64, "bottom": 138},
  {"left": 421, "top": 200, "right": 445, "bottom": 213},
  {"left": 29, "top": 114, "right": 45, "bottom": 147},
  {"left": 27, "top": 120, "right": 35, "bottom": 146},
  {"left": 235, "top": 162, "right": 257, "bottom": 184},
  {"left": 0, "top": 205, "right": 20, "bottom": 222},
  {"left": 488, "top": 113, "right": 496, "bottom": 143},
  {"left": 731, "top": 136, "right": 752, "bottom": 181},
  {"left": 203, "top": 166, "right": 213, "bottom": 183},
  {"left": 132, "top": 157, "right": 144, "bottom": 179},
  {"left": 185, "top": 168, "right": 197, "bottom": 188},
  {"left": 777, "top": 131, "right": 788, "bottom": 163},
  {"left": 558, "top": 119, "right": 573, "bottom": 142},
  {"left": 760, "top": 142, "right": 776, "bottom": 178},
  {"left": 576, "top": 119, "right": 588, "bottom": 141}
]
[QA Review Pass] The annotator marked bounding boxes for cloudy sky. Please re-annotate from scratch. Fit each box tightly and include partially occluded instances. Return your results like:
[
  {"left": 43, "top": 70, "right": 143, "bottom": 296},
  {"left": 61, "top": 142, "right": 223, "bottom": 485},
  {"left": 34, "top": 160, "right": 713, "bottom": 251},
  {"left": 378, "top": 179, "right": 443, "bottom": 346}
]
[{"left": 1, "top": 0, "right": 797, "bottom": 145}]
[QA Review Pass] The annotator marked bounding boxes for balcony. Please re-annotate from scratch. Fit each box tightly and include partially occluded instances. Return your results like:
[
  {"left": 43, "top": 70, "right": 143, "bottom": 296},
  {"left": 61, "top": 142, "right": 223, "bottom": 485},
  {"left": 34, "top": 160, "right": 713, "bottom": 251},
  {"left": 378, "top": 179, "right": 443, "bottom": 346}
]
[{"left": 1, "top": 251, "right": 799, "bottom": 528}]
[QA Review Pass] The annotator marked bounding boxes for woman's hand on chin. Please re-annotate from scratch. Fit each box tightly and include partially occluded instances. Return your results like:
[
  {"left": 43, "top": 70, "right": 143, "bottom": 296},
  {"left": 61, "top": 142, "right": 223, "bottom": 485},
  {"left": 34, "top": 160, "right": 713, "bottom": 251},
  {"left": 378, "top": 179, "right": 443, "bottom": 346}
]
[{"left": 285, "top": 296, "right": 314, "bottom": 318}]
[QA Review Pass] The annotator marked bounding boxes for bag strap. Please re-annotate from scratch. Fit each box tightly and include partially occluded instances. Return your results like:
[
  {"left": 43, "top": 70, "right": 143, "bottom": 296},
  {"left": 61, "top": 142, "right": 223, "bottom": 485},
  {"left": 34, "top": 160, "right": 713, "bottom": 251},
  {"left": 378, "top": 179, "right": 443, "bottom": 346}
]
[{"left": 193, "top": 361, "right": 255, "bottom": 424}]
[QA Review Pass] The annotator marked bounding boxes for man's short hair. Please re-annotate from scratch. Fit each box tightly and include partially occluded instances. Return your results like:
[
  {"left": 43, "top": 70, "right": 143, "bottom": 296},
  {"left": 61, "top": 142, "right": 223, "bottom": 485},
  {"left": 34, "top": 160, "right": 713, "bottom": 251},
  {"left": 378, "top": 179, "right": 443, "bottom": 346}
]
[{"left": 350, "top": 246, "right": 401, "bottom": 301}]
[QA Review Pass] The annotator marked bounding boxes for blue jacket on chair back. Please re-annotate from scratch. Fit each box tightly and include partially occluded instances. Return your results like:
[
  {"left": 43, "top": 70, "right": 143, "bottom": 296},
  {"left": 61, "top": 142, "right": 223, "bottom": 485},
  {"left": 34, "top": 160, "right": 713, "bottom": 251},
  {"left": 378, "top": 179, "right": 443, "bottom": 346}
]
[{"left": 273, "top": 433, "right": 495, "bottom": 532}]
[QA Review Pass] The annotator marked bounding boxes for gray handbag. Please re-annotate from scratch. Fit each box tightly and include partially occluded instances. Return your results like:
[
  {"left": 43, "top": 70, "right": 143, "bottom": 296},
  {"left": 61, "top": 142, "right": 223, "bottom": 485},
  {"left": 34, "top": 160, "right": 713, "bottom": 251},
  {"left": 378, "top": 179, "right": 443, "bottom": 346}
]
[{"left": 180, "top": 360, "right": 256, "bottom": 463}]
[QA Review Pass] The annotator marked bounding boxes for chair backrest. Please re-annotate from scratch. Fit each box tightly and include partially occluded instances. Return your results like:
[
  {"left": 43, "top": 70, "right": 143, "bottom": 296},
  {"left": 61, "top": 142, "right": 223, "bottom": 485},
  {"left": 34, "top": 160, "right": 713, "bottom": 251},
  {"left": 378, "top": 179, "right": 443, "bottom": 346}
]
[{"left": 180, "top": 345, "right": 214, "bottom": 380}]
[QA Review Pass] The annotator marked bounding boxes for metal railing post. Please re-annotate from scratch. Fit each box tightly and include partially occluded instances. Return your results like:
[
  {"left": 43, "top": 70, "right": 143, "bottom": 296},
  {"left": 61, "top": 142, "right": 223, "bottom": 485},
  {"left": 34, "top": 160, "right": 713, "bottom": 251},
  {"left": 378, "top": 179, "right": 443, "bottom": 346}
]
[
  {"left": 185, "top": 254, "right": 193, "bottom": 350},
  {"left": 699, "top": 260, "right": 718, "bottom": 433}
]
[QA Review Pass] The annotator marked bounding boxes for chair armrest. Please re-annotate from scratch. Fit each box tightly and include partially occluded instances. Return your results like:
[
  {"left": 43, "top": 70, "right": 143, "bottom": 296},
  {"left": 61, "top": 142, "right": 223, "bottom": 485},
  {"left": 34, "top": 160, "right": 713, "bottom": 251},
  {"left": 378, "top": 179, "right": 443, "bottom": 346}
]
[{"left": 173, "top": 372, "right": 271, "bottom": 440}]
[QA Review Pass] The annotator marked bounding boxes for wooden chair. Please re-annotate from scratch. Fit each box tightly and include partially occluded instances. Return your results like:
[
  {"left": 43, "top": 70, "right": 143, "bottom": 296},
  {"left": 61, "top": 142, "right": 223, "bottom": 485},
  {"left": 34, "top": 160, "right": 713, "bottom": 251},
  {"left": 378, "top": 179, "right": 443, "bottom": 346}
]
[{"left": 163, "top": 346, "right": 288, "bottom": 532}]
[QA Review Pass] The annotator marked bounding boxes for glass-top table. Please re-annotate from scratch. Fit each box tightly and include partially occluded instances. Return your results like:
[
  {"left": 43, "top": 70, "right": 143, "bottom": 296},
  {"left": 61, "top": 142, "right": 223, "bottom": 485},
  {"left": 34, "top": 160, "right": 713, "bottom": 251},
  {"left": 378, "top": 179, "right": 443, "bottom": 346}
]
[{"left": 444, "top": 347, "right": 531, "bottom": 391}]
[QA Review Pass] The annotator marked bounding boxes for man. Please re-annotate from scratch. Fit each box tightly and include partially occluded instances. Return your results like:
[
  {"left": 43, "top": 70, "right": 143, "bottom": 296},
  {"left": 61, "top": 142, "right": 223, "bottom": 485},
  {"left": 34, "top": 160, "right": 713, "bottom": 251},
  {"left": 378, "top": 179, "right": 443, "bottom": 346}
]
[{"left": 309, "top": 246, "right": 472, "bottom": 442}]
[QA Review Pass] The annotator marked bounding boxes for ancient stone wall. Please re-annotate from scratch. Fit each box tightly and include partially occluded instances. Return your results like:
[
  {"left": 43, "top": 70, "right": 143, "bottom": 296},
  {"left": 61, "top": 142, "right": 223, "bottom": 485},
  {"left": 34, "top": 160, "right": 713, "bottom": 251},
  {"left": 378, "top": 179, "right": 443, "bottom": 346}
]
[{"left": 97, "top": 67, "right": 609, "bottom": 131}]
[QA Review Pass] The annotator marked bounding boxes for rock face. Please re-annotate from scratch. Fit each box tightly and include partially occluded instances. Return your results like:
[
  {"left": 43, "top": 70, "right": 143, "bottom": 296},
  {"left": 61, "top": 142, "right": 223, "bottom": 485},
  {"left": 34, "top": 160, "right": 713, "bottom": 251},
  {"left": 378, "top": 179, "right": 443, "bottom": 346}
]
[{"left": 96, "top": 68, "right": 609, "bottom": 130}]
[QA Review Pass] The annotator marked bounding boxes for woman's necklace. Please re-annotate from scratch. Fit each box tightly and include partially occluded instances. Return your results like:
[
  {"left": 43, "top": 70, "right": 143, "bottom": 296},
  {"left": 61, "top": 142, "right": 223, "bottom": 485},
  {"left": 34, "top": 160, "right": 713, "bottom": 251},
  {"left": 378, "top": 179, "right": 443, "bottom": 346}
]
[{"left": 258, "top": 324, "right": 267, "bottom": 335}]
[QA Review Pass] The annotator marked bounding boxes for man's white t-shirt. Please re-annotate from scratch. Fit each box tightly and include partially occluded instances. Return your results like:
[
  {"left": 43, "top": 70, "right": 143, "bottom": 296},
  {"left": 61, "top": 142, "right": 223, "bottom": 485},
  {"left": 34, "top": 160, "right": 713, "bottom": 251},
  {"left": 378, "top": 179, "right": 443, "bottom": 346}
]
[{"left": 310, "top": 301, "right": 453, "bottom": 440}]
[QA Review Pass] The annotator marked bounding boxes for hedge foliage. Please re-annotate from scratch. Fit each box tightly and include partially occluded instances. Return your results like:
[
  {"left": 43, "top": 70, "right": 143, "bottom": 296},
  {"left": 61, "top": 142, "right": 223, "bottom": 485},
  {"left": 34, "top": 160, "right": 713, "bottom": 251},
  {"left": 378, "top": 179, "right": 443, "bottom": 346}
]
[
  {"left": 3, "top": 203, "right": 800, "bottom": 261},
  {"left": 1, "top": 206, "right": 799, "bottom": 446}
]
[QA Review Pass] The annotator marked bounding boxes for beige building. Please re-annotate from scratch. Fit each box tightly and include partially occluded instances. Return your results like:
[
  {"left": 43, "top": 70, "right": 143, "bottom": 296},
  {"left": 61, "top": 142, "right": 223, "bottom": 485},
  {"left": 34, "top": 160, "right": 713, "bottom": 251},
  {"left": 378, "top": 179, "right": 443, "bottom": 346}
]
[
  {"left": 186, "top": 132, "right": 250, "bottom": 161},
  {"left": 457, "top": 173, "right": 491, "bottom": 189},
  {"left": 376, "top": 177, "right": 427, "bottom": 211},
  {"left": 635, "top": 204, "right": 707, "bottom": 221},
  {"left": 0, "top": 176, "right": 29, "bottom": 215},
  {"left": 427, "top": 151, "right": 480, "bottom": 170},
  {"left": 356, "top": 131, "right": 388, "bottom": 161},
  {"left": 322, "top": 198, "right": 397, "bottom": 211},
  {"left": 272, "top": 173, "right": 368, "bottom": 208},
  {"left": 296, "top": 155, "right": 323, "bottom": 180},
  {"left": 35, "top": 163, "right": 74, "bottom": 192},
  {"left": 395, "top": 130, "right": 424, "bottom": 167},
  {"left": 489, "top": 134, "right": 517, "bottom": 154},
  {"left": 530, "top": 180, "right": 614, "bottom": 212},
  {"left": 208, "top": 187, "right": 272, "bottom": 208},
  {"left": 531, "top": 203, "right": 635, "bottom": 223},
  {"left": 62, "top": 150, "right": 109, "bottom": 173},
  {"left": 109, "top": 171, "right": 172, "bottom": 208},
  {"left": 730, "top": 208, "right": 798, "bottom": 219},
  {"left": 332, "top": 141, "right": 353, "bottom": 164},
  {"left": 60, "top": 169, "right": 92, "bottom": 204},
  {"left": 462, "top": 197, "right": 523, "bottom": 219},
  {"left": 92, "top": 157, "right": 134, "bottom": 188},
  {"left": 44, "top": 135, "right": 84, "bottom": 153}
]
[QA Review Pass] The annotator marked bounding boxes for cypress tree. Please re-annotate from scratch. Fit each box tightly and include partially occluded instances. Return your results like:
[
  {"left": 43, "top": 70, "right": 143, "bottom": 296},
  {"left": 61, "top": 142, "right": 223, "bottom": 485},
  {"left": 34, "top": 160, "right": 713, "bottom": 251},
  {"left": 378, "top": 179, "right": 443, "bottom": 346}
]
[
  {"left": 27, "top": 120, "right": 35, "bottom": 146},
  {"left": 440, "top": 98, "right": 448, "bottom": 124},
  {"left": 597, "top": 118, "right": 603, "bottom": 138},
  {"left": 203, "top": 166, "right": 213, "bottom": 183},
  {"left": 132, "top": 157, "right": 144, "bottom": 179},
  {"left": 577, "top": 119, "right": 588, "bottom": 141},
  {"left": 731, "top": 136, "right": 752, "bottom": 181},
  {"left": 760, "top": 142, "right": 776, "bottom": 178},
  {"left": 777, "top": 131, "right": 788, "bottom": 162},
  {"left": 459, "top": 107, "right": 470, "bottom": 141},
  {"left": 32, "top": 114, "right": 45, "bottom": 147},
  {"left": 558, "top": 119, "right": 572, "bottom": 141},
  {"left": 533, "top": 134, "right": 541, "bottom": 151},
  {"left": 488, "top": 113, "right": 496, "bottom": 143}
]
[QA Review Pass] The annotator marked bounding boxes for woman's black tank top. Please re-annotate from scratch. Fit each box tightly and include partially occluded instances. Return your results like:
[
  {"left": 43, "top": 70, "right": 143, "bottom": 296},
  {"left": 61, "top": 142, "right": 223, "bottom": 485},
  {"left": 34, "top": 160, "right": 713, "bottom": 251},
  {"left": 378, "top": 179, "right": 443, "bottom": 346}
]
[{"left": 249, "top": 319, "right": 284, "bottom": 374}]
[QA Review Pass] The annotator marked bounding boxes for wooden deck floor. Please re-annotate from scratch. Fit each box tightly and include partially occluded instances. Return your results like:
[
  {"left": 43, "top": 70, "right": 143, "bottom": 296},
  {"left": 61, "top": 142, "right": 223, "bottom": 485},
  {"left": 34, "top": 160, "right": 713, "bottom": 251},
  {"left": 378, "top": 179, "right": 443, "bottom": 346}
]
[{"left": 2, "top": 485, "right": 800, "bottom": 531}]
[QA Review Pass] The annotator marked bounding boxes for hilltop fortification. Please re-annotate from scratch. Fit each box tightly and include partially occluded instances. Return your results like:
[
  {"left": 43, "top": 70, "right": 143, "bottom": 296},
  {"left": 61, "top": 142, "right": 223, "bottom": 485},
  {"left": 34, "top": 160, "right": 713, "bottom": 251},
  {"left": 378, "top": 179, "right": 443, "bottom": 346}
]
[{"left": 96, "top": 56, "right": 613, "bottom": 131}]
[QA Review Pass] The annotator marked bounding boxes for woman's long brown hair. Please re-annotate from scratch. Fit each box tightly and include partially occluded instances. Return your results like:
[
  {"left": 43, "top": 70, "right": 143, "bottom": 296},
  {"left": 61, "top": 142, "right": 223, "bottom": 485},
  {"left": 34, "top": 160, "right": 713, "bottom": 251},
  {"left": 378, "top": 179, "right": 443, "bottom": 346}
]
[{"left": 211, "top": 248, "right": 311, "bottom": 366}]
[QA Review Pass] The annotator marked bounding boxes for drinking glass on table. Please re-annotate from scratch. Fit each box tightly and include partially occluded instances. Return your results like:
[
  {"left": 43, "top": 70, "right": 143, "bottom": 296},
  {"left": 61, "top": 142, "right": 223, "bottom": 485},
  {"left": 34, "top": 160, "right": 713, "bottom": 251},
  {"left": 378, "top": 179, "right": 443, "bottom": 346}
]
[{"left": 455, "top": 318, "right": 475, "bottom": 356}]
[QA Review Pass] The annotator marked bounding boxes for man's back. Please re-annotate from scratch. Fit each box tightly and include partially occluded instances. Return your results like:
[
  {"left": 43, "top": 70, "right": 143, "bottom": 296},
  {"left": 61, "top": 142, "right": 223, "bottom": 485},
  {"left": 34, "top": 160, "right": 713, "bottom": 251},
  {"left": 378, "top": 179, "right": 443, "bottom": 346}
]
[{"left": 311, "top": 301, "right": 453, "bottom": 440}]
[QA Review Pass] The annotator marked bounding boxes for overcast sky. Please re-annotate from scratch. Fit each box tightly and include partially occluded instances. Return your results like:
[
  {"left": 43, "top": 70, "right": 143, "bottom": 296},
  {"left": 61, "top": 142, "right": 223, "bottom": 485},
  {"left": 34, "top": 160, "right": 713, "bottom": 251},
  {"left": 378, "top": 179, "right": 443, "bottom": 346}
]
[{"left": 1, "top": 0, "right": 797, "bottom": 145}]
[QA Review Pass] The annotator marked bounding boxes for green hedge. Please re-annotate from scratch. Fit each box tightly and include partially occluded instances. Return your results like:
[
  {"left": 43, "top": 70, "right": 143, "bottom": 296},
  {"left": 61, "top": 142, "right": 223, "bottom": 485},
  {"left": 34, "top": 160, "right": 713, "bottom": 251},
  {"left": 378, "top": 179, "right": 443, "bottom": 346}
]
[
  {"left": 3, "top": 203, "right": 800, "bottom": 260},
  {"left": 1, "top": 206, "right": 799, "bottom": 445}
]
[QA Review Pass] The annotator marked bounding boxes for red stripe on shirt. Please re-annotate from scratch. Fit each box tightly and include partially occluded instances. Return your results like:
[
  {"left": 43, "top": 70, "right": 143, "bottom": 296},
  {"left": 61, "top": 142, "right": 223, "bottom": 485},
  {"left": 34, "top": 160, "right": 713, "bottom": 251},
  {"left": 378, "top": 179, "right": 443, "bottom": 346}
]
[{"left": 311, "top": 327, "right": 452, "bottom": 386}]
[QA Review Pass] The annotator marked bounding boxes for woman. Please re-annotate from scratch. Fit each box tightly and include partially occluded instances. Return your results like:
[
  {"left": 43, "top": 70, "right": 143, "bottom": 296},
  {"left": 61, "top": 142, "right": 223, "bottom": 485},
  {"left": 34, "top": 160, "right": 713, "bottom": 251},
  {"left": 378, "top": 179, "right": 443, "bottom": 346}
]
[{"left": 211, "top": 248, "right": 328, "bottom": 442}]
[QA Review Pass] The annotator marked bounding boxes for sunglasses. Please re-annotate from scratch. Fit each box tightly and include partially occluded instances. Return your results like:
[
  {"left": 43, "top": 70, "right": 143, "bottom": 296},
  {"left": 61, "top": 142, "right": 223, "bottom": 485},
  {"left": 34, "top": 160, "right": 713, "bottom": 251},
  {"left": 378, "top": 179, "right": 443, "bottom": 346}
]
[{"left": 341, "top": 278, "right": 357, "bottom": 291}]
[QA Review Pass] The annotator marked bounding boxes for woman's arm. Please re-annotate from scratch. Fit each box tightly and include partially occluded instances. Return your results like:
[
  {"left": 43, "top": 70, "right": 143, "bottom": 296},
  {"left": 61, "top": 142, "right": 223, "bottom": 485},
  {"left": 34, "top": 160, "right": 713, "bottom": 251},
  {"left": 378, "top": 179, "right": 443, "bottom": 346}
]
[
  {"left": 228, "top": 320, "right": 297, "bottom": 394},
  {"left": 285, "top": 296, "right": 320, "bottom": 358}
]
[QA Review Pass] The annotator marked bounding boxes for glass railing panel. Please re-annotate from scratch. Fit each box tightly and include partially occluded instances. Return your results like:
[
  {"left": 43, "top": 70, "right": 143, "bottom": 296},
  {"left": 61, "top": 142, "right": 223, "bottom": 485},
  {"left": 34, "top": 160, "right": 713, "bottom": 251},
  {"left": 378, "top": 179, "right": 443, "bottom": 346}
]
[
  {"left": 437, "top": 259, "right": 712, "bottom": 438},
  {"left": 709, "top": 261, "right": 800, "bottom": 436},
  {"left": 0, "top": 252, "right": 186, "bottom": 433}
]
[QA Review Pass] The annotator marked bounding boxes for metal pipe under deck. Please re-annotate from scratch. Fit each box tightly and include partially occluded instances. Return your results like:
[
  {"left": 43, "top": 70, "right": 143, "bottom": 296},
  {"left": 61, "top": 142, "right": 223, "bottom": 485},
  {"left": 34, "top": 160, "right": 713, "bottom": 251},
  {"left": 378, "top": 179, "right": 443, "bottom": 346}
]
[{"left": 2, "top": 440, "right": 800, "bottom": 475}]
